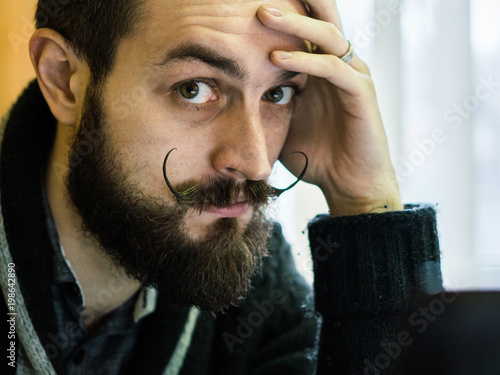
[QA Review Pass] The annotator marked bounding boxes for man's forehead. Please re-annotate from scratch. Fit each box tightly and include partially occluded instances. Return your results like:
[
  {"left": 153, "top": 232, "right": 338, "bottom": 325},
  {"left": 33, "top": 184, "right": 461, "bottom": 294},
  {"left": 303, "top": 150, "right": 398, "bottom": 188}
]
[
  {"left": 175, "top": 0, "right": 309, "bottom": 15},
  {"left": 128, "top": 0, "right": 310, "bottom": 72},
  {"left": 142, "top": 0, "right": 308, "bottom": 36},
  {"left": 147, "top": 0, "right": 309, "bottom": 14}
]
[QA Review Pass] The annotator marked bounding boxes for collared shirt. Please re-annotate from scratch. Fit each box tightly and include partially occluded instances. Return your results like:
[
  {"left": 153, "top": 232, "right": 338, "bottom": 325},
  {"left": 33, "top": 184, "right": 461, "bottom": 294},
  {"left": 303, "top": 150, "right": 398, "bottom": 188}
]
[{"left": 17, "top": 184, "right": 159, "bottom": 374}]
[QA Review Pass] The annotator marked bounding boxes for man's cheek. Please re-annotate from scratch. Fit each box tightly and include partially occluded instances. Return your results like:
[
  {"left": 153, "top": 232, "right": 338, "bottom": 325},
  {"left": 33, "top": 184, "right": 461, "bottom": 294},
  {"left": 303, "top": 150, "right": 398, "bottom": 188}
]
[{"left": 262, "top": 115, "right": 292, "bottom": 157}]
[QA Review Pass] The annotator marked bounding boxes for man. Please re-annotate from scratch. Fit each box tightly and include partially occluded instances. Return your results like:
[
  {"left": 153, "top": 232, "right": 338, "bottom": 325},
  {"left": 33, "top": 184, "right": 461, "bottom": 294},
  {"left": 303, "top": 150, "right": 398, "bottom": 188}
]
[{"left": 0, "top": 0, "right": 441, "bottom": 374}]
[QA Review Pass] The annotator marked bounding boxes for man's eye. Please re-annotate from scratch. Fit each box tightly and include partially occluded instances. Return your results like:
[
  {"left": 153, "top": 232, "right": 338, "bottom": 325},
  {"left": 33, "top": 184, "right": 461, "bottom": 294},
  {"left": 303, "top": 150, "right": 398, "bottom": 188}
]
[
  {"left": 177, "top": 81, "right": 217, "bottom": 104},
  {"left": 262, "top": 86, "right": 295, "bottom": 105}
]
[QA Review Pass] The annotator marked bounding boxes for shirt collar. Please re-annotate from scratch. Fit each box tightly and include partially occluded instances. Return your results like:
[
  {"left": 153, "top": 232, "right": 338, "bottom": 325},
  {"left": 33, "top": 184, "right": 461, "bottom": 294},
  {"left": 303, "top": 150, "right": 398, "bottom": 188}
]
[{"left": 41, "top": 180, "right": 158, "bottom": 323}]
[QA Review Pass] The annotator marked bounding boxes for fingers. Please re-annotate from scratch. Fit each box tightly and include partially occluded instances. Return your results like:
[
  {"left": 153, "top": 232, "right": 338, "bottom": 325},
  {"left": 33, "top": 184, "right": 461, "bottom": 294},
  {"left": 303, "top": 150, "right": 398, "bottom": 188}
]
[
  {"left": 257, "top": 6, "right": 369, "bottom": 74},
  {"left": 301, "top": 0, "right": 344, "bottom": 34},
  {"left": 259, "top": 7, "right": 347, "bottom": 57},
  {"left": 270, "top": 51, "right": 368, "bottom": 95}
]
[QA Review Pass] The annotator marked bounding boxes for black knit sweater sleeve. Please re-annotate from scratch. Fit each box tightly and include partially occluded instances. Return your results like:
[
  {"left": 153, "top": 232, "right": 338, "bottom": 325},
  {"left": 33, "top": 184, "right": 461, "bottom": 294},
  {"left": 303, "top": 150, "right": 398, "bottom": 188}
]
[{"left": 309, "top": 204, "right": 442, "bottom": 374}]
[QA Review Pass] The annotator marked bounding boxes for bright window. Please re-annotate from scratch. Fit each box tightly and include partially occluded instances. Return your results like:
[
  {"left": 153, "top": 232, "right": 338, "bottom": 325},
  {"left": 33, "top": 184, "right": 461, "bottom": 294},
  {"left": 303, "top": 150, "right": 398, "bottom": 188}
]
[{"left": 275, "top": 0, "right": 500, "bottom": 289}]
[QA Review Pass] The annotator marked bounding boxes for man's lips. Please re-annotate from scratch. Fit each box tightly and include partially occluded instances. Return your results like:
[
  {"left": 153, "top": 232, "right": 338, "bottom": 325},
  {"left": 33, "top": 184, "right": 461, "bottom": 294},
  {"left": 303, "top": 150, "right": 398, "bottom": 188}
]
[{"left": 203, "top": 202, "right": 250, "bottom": 218}]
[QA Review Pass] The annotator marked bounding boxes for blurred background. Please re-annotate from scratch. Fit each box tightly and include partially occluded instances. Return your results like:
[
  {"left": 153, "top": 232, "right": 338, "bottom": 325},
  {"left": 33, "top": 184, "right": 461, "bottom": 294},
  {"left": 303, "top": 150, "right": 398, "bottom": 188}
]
[{"left": 1, "top": 0, "right": 499, "bottom": 289}]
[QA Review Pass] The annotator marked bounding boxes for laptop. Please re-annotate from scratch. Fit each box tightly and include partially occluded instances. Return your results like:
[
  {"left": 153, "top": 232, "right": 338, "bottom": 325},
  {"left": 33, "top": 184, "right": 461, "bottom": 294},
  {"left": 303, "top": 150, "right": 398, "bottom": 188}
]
[{"left": 401, "top": 292, "right": 500, "bottom": 374}]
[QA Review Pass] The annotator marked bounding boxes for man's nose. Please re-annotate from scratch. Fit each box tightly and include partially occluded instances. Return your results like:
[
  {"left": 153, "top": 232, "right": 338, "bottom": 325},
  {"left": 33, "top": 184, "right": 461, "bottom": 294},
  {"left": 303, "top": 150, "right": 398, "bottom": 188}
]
[{"left": 211, "top": 109, "right": 273, "bottom": 182}]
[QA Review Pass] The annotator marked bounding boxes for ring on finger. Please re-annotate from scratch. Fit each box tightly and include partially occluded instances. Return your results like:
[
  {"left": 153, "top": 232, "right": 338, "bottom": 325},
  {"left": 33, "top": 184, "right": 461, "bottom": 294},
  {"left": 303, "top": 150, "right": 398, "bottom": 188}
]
[{"left": 340, "top": 40, "right": 355, "bottom": 64}]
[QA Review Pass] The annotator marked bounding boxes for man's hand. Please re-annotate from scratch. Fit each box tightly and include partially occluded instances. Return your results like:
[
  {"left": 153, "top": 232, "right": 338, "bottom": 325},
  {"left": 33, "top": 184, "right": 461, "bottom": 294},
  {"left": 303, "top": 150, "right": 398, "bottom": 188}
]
[{"left": 257, "top": 1, "right": 403, "bottom": 217}]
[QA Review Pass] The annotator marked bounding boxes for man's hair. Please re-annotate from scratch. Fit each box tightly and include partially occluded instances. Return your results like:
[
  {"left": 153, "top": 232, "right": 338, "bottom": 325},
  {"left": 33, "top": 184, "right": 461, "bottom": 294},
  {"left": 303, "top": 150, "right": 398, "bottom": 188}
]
[{"left": 36, "top": 0, "right": 145, "bottom": 82}]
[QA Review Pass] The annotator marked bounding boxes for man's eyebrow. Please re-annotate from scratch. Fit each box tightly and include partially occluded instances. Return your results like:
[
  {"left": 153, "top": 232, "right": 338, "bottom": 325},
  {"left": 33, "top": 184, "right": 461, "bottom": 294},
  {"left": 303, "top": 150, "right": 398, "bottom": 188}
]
[
  {"left": 154, "top": 43, "right": 247, "bottom": 81},
  {"left": 153, "top": 43, "right": 303, "bottom": 86},
  {"left": 275, "top": 70, "right": 302, "bottom": 85}
]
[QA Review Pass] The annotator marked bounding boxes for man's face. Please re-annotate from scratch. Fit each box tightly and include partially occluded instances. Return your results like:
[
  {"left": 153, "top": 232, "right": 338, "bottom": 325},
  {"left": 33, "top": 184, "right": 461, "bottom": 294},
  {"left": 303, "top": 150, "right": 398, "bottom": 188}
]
[
  {"left": 102, "top": 0, "right": 308, "bottom": 232},
  {"left": 67, "top": 0, "right": 308, "bottom": 312}
]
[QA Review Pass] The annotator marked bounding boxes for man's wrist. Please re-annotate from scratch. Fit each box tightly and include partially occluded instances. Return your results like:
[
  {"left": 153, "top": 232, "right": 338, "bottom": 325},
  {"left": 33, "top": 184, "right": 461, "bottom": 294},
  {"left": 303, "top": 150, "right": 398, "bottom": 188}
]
[
  {"left": 319, "top": 172, "right": 404, "bottom": 217},
  {"left": 324, "top": 192, "right": 404, "bottom": 218}
]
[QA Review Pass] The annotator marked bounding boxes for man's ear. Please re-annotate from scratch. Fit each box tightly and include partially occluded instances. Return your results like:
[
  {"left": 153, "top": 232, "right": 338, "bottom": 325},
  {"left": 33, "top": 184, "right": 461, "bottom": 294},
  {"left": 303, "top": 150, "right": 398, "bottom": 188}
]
[{"left": 29, "top": 28, "right": 90, "bottom": 126}]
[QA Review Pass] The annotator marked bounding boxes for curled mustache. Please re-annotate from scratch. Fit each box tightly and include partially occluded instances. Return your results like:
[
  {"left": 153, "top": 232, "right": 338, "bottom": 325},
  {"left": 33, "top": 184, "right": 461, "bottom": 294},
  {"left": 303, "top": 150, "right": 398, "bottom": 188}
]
[{"left": 162, "top": 148, "right": 308, "bottom": 210}]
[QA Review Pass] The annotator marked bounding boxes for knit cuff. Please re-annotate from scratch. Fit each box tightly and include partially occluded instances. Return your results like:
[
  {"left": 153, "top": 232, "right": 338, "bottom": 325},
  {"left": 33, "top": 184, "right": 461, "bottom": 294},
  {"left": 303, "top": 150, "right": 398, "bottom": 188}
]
[{"left": 308, "top": 204, "right": 442, "bottom": 316}]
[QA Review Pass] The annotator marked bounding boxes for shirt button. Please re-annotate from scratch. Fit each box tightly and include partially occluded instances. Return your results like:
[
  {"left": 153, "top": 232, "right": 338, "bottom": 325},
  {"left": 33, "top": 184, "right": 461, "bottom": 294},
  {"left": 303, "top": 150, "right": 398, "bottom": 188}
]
[{"left": 72, "top": 348, "right": 85, "bottom": 365}]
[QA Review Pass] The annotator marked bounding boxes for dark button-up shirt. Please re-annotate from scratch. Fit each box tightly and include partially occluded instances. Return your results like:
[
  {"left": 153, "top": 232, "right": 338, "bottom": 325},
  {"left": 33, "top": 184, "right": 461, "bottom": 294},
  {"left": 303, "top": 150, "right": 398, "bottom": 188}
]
[{"left": 18, "top": 187, "right": 158, "bottom": 374}]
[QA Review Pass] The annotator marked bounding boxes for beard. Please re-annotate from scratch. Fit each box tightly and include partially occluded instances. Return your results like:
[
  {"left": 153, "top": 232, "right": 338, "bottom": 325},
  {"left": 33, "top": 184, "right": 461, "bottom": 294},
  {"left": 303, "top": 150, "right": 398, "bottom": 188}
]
[{"left": 66, "top": 80, "right": 274, "bottom": 313}]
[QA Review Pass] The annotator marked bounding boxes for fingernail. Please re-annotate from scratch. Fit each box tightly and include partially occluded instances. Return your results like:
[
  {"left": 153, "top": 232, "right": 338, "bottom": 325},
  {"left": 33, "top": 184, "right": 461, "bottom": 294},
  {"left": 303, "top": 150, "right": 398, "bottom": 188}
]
[
  {"left": 263, "top": 7, "right": 284, "bottom": 17},
  {"left": 274, "top": 51, "right": 292, "bottom": 60}
]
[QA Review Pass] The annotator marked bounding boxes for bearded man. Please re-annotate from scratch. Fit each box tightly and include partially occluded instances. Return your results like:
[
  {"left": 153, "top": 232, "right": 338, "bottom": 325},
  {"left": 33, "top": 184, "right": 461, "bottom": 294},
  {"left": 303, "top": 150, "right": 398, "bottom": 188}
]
[{"left": 0, "top": 0, "right": 441, "bottom": 374}]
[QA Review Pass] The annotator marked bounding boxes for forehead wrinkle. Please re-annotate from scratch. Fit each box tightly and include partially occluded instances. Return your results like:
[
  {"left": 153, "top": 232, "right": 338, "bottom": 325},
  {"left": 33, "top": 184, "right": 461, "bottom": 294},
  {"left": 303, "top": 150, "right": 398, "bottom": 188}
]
[
  {"left": 174, "top": 17, "right": 308, "bottom": 54},
  {"left": 159, "top": 0, "right": 308, "bottom": 36},
  {"left": 207, "top": 0, "right": 307, "bottom": 12},
  {"left": 180, "top": 13, "right": 274, "bottom": 37},
  {"left": 179, "top": 0, "right": 307, "bottom": 16},
  {"left": 193, "top": 21, "right": 298, "bottom": 40}
]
